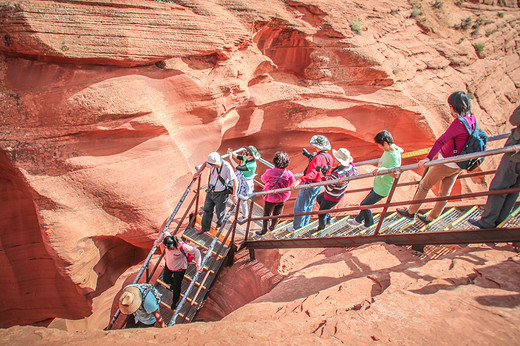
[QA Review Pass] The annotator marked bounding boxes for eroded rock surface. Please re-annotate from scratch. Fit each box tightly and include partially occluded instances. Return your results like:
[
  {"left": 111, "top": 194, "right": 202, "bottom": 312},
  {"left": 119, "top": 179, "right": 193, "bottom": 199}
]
[
  {"left": 1, "top": 244, "right": 519, "bottom": 344},
  {"left": 0, "top": 0, "right": 519, "bottom": 327}
]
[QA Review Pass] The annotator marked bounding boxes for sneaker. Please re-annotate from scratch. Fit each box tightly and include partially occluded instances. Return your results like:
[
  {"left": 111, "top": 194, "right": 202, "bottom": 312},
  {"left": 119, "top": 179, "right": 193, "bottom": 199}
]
[
  {"left": 347, "top": 218, "right": 361, "bottom": 226},
  {"left": 196, "top": 229, "right": 207, "bottom": 235},
  {"left": 237, "top": 216, "right": 246, "bottom": 223},
  {"left": 287, "top": 226, "right": 296, "bottom": 233},
  {"left": 417, "top": 213, "right": 432, "bottom": 224},
  {"left": 397, "top": 208, "right": 415, "bottom": 219},
  {"left": 255, "top": 230, "right": 266, "bottom": 236}
]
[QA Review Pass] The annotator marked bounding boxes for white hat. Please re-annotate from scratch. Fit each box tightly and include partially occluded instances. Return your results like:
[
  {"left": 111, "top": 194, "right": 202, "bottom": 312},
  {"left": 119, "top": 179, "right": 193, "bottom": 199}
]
[
  {"left": 118, "top": 286, "right": 142, "bottom": 315},
  {"left": 333, "top": 148, "right": 353, "bottom": 166},
  {"left": 207, "top": 152, "right": 222, "bottom": 165}
]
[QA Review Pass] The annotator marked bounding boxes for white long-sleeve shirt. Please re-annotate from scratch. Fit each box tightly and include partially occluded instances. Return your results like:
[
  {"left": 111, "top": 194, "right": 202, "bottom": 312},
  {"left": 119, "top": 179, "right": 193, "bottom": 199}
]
[{"left": 154, "top": 231, "right": 202, "bottom": 271}]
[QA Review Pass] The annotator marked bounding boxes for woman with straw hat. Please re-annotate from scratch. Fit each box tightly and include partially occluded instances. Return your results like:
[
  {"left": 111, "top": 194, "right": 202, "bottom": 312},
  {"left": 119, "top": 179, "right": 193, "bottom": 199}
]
[
  {"left": 119, "top": 283, "right": 165, "bottom": 328},
  {"left": 315, "top": 148, "right": 358, "bottom": 231}
]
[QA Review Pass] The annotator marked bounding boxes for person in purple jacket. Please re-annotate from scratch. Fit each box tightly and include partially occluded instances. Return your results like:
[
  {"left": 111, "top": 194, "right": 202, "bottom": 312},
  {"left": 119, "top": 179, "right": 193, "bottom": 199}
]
[
  {"left": 257, "top": 152, "right": 296, "bottom": 236},
  {"left": 398, "top": 91, "right": 476, "bottom": 224}
]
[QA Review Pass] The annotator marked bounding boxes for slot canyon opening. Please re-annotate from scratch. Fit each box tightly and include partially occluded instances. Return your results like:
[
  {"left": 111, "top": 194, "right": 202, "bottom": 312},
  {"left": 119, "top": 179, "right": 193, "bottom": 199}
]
[{"left": 194, "top": 248, "right": 285, "bottom": 322}]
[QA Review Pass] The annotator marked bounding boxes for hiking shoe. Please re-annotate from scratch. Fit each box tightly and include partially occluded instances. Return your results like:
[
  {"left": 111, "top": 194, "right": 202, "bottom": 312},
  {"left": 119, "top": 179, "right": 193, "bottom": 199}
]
[
  {"left": 347, "top": 218, "right": 361, "bottom": 226},
  {"left": 397, "top": 208, "right": 415, "bottom": 219},
  {"left": 417, "top": 213, "right": 432, "bottom": 224},
  {"left": 468, "top": 218, "right": 484, "bottom": 229}
]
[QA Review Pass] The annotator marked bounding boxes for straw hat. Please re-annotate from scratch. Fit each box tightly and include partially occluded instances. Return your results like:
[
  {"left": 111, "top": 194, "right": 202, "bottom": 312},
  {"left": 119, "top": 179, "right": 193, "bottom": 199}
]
[
  {"left": 332, "top": 148, "right": 353, "bottom": 166},
  {"left": 118, "top": 286, "right": 142, "bottom": 314}
]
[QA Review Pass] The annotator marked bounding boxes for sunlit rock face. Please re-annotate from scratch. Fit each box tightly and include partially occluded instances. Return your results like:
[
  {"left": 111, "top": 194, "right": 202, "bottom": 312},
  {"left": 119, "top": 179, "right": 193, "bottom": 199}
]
[{"left": 0, "top": 0, "right": 519, "bottom": 327}]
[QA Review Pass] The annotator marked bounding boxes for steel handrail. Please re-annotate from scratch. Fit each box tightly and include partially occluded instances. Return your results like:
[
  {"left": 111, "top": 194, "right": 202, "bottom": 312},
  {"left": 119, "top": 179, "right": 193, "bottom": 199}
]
[
  {"left": 244, "top": 186, "right": 520, "bottom": 227},
  {"left": 248, "top": 144, "right": 520, "bottom": 199},
  {"left": 169, "top": 203, "right": 237, "bottom": 326},
  {"left": 353, "top": 132, "right": 510, "bottom": 167},
  {"left": 107, "top": 165, "right": 205, "bottom": 330}
]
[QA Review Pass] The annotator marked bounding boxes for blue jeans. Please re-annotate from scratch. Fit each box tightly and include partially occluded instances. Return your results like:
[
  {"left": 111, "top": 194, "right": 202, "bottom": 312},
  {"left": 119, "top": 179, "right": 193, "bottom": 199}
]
[
  {"left": 355, "top": 189, "right": 385, "bottom": 227},
  {"left": 201, "top": 191, "right": 229, "bottom": 232},
  {"left": 316, "top": 192, "right": 338, "bottom": 230},
  {"left": 293, "top": 183, "right": 322, "bottom": 229}
]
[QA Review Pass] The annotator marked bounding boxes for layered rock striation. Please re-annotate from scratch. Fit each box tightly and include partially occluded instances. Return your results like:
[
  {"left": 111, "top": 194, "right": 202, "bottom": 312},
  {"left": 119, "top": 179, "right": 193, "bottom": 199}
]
[{"left": 0, "top": 0, "right": 519, "bottom": 327}]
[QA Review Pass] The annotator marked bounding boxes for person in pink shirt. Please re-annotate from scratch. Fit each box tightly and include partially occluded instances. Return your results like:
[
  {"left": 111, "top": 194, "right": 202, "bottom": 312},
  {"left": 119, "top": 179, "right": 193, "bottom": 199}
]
[
  {"left": 257, "top": 152, "right": 296, "bottom": 236},
  {"left": 154, "top": 232, "right": 202, "bottom": 310},
  {"left": 398, "top": 91, "right": 477, "bottom": 224}
]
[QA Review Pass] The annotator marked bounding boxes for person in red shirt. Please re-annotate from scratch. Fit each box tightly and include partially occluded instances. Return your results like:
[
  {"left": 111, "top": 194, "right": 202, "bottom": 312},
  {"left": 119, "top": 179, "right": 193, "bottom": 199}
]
[{"left": 290, "top": 135, "right": 333, "bottom": 231}]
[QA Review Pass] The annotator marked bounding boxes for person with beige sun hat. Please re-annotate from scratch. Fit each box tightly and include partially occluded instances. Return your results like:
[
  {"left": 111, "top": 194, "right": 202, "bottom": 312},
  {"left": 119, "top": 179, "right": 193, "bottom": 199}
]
[
  {"left": 315, "top": 148, "right": 358, "bottom": 231},
  {"left": 119, "top": 283, "right": 165, "bottom": 328}
]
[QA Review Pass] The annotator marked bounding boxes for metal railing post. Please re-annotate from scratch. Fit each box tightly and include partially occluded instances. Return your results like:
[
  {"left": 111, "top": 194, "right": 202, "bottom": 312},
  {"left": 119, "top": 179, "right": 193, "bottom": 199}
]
[
  {"left": 244, "top": 195, "right": 256, "bottom": 241},
  {"left": 374, "top": 173, "right": 401, "bottom": 235}
]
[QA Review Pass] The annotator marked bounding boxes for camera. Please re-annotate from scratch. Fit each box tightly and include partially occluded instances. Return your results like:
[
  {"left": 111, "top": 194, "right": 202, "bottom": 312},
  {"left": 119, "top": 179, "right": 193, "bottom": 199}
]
[
  {"left": 302, "top": 148, "right": 315, "bottom": 160},
  {"left": 206, "top": 184, "right": 215, "bottom": 193},
  {"left": 316, "top": 165, "right": 330, "bottom": 175}
]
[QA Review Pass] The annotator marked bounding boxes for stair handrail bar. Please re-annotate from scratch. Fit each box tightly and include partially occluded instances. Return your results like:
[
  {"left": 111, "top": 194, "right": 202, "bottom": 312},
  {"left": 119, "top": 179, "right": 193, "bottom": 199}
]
[
  {"left": 169, "top": 203, "right": 237, "bottom": 326},
  {"left": 107, "top": 165, "right": 205, "bottom": 330},
  {"left": 352, "top": 132, "right": 511, "bottom": 167},
  {"left": 244, "top": 186, "right": 520, "bottom": 227},
  {"left": 182, "top": 205, "right": 240, "bottom": 321},
  {"left": 246, "top": 144, "right": 520, "bottom": 200}
]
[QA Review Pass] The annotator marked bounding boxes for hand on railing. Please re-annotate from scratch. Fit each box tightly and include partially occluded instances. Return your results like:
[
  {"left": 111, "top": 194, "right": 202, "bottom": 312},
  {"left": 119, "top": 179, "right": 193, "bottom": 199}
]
[
  {"left": 196, "top": 264, "right": 203, "bottom": 273},
  {"left": 417, "top": 158, "right": 429, "bottom": 169},
  {"left": 291, "top": 179, "right": 301, "bottom": 190}
]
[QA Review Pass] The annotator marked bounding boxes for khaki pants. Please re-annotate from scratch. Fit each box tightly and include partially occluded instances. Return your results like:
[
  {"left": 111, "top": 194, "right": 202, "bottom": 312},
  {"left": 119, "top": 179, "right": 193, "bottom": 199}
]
[{"left": 408, "top": 164, "right": 462, "bottom": 219}]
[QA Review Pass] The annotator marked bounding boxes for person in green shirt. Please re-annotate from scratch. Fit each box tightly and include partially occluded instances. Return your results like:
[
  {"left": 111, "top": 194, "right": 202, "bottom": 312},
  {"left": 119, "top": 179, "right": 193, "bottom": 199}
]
[
  {"left": 228, "top": 146, "right": 260, "bottom": 221},
  {"left": 348, "top": 130, "right": 403, "bottom": 227}
]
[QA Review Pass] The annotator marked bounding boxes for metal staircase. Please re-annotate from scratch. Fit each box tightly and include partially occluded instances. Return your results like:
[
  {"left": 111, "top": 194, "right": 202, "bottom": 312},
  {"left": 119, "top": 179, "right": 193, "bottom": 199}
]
[{"left": 108, "top": 139, "right": 520, "bottom": 330}]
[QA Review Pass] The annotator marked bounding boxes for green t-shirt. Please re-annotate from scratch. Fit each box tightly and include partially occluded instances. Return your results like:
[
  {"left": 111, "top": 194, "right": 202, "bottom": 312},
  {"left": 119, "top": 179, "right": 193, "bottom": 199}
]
[
  {"left": 237, "top": 156, "right": 257, "bottom": 178},
  {"left": 373, "top": 145, "right": 403, "bottom": 197}
]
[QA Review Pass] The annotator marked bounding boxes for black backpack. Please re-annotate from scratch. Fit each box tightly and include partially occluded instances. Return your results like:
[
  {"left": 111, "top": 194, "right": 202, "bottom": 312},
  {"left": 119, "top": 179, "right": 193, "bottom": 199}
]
[{"left": 453, "top": 118, "right": 488, "bottom": 171}]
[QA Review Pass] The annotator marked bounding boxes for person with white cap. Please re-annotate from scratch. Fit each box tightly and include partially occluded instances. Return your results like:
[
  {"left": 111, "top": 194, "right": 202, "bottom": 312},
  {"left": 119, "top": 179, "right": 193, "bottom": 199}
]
[
  {"left": 315, "top": 148, "right": 358, "bottom": 231},
  {"left": 469, "top": 105, "right": 520, "bottom": 229},
  {"left": 118, "top": 283, "right": 165, "bottom": 328},
  {"left": 290, "top": 135, "right": 333, "bottom": 231},
  {"left": 194, "top": 152, "right": 239, "bottom": 234}
]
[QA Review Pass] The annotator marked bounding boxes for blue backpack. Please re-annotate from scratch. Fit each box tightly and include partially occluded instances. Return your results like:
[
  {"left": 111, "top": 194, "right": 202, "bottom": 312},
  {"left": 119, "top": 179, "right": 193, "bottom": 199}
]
[{"left": 453, "top": 118, "right": 488, "bottom": 171}]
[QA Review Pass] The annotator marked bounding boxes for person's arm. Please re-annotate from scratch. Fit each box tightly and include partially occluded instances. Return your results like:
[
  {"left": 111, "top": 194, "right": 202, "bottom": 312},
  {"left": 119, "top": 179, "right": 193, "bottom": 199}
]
[
  {"left": 183, "top": 243, "right": 203, "bottom": 273},
  {"left": 232, "top": 177, "right": 239, "bottom": 204},
  {"left": 193, "top": 163, "right": 206, "bottom": 180},
  {"left": 294, "top": 155, "right": 323, "bottom": 187},
  {"left": 426, "top": 119, "right": 461, "bottom": 161},
  {"left": 227, "top": 149, "right": 238, "bottom": 169},
  {"left": 152, "top": 310, "right": 165, "bottom": 328},
  {"left": 154, "top": 231, "right": 172, "bottom": 247}
]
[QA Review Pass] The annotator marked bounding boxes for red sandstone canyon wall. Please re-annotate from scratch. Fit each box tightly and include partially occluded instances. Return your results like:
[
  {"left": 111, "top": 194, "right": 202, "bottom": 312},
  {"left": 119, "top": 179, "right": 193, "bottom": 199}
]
[{"left": 0, "top": 0, "right": 519, "bottom": 327}]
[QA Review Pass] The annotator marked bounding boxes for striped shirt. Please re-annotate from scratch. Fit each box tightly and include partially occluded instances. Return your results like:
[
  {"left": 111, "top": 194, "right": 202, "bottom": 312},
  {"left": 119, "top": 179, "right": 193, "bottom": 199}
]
[{"left": 324, "top": 164, "right": 358, "bottom": 202}]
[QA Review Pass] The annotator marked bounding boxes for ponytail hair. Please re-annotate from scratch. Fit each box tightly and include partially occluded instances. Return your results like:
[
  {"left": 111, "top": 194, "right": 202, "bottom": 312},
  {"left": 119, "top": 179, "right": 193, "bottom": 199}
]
[{"left": 448, "top": 91, "right": 472, "bottom": 117}]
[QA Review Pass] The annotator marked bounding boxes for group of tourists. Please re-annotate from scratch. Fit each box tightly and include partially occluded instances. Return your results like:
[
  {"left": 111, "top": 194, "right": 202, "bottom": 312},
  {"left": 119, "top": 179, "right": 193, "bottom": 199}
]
[{"left": 117, "top": 91, "right": 520, "bottom": 328}]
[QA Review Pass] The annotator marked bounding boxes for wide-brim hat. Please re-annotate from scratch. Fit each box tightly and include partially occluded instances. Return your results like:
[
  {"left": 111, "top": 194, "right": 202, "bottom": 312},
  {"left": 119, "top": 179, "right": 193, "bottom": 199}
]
[
  {"left": 310, "top": 135, "right": 331, "bottom": 151},
  {"left": 207, "top": 152, "right": 222, "bottom": 165},
  {"left": 246, "top": 146, "right": 261, "bottom": 160},
  {"left": 333, "top": 148, "right": 353, "bottom": 166},
  {"left": 119, "top": 286, "right": 142, "bottom": 314}
]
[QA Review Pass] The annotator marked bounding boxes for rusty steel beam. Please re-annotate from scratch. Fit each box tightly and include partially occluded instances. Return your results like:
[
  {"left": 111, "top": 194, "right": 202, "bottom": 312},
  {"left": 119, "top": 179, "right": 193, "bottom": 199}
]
[{"left": 245, "top": 228, "right": 520, "bottom": 249}]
